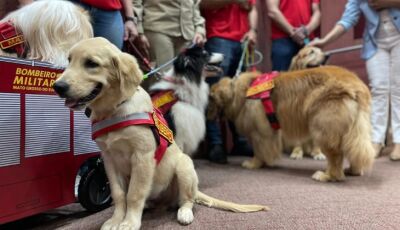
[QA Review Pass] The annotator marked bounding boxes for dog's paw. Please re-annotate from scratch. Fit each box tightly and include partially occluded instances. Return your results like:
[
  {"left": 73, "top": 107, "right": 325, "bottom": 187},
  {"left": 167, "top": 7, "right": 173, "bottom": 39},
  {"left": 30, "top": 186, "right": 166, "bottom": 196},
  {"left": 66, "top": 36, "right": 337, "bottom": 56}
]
[
  {"left": 312, "top": 170, "right": 345, "bottom": 182},
  {"left": 177, "top": 207, "right": 194, "bottom": 225},
  {"left": 290, "top": 147, "right": 303, "bottom": 160},
  {"left": 344, "top": 167, "right": 363, "bottom": 176},
  {"left": 242, "top": 159, "right": 262, "bottom": 169},
  {"left": 118, "top": 220, "right": 141, "bottom": 230},
  {"left": 312, "top": 153, "right": 326, "bottom": 161},
  {"left": 311, "top": 171, "right": 331, "bottom": 182},
  {"left": 101, "top": 217, "right": 123, "bottom": 230}
]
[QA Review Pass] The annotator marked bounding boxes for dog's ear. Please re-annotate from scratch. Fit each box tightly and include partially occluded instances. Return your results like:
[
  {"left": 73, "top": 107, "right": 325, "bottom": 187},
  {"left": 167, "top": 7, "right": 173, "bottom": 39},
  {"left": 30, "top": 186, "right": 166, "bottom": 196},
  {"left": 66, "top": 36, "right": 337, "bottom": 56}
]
[
  {"left": 112, "top": 53, "right": 143, "bottom": 97},
  {"left": 289, "top": 54, "right": 301, "bottom": 71}
]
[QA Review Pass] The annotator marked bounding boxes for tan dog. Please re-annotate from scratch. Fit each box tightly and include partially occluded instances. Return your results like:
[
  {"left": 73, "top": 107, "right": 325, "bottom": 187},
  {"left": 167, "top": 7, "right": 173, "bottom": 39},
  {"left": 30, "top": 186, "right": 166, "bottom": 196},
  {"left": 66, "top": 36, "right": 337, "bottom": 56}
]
[
  {"left": 287, "top": 46, "right": 329, "bottom": 161},
  {"left": 208, "top": 67, "right": 375, "bottom": 182},
  {"left": 54, "top": 38, "right": 267, "bottom": 230},
  {"left": 0, "top": 0, "right": 92, "bottom": 66}
]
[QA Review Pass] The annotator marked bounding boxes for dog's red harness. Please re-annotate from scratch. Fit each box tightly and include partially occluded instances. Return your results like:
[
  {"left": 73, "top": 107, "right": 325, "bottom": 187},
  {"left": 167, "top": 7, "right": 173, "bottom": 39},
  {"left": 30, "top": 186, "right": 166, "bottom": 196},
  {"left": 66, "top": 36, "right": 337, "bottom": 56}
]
[
  {"left": 151, "top": 90, "right": 179, "bottom": 114},
  {"left": 91, "top": 109, "right": 174, "bottom": 164},
  {"left": 246, "top": 72, "right": 280, "bottom": 130},
  {"left": 0, "top": 21, "right": 25, "bottom": 57}
]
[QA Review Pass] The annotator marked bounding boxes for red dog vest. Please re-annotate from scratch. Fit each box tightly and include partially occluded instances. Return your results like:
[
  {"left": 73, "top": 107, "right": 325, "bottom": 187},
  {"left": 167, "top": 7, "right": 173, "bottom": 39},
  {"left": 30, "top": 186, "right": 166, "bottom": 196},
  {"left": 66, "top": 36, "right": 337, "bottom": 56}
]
[
  {"left": 0, "top": 21, "right": 25, "bottom": 57},
  {"left": 246, "top": 72, "right": 280, "bottom": 130},
  {"left": 92, "top": 110, "right": 174, "bottom": 164}
]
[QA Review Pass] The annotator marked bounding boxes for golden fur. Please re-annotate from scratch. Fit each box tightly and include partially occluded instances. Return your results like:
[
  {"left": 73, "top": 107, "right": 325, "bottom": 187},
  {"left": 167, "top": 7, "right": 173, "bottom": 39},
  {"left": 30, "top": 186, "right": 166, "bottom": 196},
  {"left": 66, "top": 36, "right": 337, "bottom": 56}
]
[
  {"left": 54, "top": 38, "right": 267, "bottom": 230},
  {"left": 0, "top": 0, "right": 93, "bottom": 66},
  {"left": 286, "top": 46, "right": 329, "bottom": 160},
  {"left": 208, "top": 67, "right": 375, "bottom": 182}
]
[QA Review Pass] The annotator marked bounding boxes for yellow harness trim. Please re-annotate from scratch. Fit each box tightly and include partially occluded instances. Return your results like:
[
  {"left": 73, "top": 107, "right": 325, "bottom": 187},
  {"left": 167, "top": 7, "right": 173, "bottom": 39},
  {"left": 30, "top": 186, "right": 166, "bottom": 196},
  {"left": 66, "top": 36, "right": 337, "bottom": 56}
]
[
  {"left": 0, "top": 35, "right": 24, "bottom": 49},
  {"left": 153, "top": 112, "right": 174, "bottom": 143},
  {"left": 246, "top": 80, "right": 274, "bottom": 97},
  {"left": 153, "top": 91, "right": 176, "bottom": 109}
]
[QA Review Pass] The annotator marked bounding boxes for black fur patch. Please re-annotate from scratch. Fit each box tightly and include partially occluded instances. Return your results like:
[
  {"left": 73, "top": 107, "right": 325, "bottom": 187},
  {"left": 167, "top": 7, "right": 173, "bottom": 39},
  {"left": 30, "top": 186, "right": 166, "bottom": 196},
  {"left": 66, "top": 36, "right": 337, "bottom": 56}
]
[{"left": 173, "top": 46, "right": 210, "bottom": 85}]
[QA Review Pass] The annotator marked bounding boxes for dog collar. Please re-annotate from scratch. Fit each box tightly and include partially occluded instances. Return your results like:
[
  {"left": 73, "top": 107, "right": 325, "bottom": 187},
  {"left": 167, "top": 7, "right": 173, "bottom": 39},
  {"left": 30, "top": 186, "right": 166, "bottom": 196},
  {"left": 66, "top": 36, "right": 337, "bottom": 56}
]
[
  {"left": 92, "top": 109, "right": 174, "bottom": 164},
  {"left": 246, "top": 72, "right": 280, "bottom": 130},
  {"left": 151, "top": 90, "right": 178, "bottom": 114},
  {"left": 0, "top": 21, "right": 26, "bottom": 58}
]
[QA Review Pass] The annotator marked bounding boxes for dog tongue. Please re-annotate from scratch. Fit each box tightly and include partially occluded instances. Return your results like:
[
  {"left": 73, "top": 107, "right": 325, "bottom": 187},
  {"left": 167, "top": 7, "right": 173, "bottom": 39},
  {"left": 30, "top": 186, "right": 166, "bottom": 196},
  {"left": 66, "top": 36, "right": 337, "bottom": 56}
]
[{"left": 65, "top": 98, "right": 78, "bottom": 108}]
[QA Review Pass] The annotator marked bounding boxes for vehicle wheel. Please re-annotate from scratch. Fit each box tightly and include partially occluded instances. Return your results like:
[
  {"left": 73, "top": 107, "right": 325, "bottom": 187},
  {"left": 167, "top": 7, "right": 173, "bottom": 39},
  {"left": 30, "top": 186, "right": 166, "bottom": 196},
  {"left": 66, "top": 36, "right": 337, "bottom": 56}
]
[{"left": 78, "top": 167, "right": 112, "bottom": 212}]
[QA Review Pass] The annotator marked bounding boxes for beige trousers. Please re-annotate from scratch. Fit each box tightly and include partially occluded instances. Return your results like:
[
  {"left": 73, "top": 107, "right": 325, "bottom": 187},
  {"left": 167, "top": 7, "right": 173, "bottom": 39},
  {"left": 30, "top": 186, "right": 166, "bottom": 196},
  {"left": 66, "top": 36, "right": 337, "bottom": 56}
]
[{"left": 145, "top": 31, "right": 190, "bottom": 72}]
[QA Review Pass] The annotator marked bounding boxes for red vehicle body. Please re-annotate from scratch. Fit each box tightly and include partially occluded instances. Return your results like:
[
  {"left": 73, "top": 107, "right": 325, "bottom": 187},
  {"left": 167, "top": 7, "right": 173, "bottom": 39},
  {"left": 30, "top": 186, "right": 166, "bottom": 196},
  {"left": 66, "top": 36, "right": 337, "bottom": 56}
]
[{"left": 0, "top": 56, "right": 108, "bottom": 224}]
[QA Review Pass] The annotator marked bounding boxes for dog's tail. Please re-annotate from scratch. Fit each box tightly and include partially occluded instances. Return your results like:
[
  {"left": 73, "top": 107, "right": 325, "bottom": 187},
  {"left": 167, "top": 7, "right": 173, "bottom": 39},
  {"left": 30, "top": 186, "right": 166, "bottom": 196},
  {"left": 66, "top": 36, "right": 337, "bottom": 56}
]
[
  {"left": 342, "top": 99, "right": 375, "bottom": 175},
  {"left": 195, "top": 191, "right": 269, "bottom": 213}
]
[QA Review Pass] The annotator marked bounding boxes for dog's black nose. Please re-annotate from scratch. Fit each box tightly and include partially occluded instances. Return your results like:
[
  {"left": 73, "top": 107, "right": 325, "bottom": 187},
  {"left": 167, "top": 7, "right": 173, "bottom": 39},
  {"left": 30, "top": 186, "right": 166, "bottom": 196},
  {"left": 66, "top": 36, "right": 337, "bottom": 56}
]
[{"left": 53, "top": 81, "right": 69, "bottom": 97}]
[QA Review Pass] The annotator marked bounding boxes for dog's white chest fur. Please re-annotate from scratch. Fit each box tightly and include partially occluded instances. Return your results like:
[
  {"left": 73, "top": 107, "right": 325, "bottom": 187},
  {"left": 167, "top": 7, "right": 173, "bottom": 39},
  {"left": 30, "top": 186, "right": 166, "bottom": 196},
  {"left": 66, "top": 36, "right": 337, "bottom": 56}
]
[{"left": 150, "top": 73, "right": 209, "bottom": 155}]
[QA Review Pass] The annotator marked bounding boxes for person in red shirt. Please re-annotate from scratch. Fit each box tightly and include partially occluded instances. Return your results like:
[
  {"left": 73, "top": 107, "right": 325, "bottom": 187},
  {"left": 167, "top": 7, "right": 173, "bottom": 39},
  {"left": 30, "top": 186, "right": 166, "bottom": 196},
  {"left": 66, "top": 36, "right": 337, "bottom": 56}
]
[
  {"left": 201, "top": 0, "right": 258, "bottom": 164},
  {"left": 267, "top": 0, "right": 321, "bottom": 71}
]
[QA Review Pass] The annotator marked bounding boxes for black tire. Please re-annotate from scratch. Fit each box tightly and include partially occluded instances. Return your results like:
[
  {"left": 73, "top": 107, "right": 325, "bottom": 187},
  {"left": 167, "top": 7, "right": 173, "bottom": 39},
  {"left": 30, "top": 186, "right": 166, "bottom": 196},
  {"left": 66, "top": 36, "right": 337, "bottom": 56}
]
[{"left": 78, "top": 167, "right": 112, "bottom": 212}]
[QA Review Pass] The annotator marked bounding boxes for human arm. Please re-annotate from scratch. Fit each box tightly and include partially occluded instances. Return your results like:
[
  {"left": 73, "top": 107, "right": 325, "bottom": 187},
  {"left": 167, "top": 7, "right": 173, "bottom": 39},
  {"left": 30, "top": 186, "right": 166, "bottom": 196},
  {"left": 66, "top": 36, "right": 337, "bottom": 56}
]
[
  {"left": 309, "top": 0, "right": 361, "bottom": 47},
  {"left": 242, "top": 5, "right": 258, "bottom": 45},
  {"left": 131, "top": 0, "right": 150, "bottom": 57},
  {"left": 121, "top": 0, "right": 138, "bottom": 41},
  {"left": 369, "top": 0, "right": 400, "bottom": 11},
  {"left": 305, "top": 2, "right": 321, "bottom": 35},
  {"left": 192, "top": 0, "right": 207, "bottom": 46}
]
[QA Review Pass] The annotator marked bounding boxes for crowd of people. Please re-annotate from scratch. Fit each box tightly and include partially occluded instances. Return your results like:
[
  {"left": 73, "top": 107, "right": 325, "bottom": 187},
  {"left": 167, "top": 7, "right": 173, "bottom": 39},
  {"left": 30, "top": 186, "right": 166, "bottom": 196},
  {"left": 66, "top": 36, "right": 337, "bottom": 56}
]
[{"left": 15, "top": 0, "right": 400, "bottom": 163}]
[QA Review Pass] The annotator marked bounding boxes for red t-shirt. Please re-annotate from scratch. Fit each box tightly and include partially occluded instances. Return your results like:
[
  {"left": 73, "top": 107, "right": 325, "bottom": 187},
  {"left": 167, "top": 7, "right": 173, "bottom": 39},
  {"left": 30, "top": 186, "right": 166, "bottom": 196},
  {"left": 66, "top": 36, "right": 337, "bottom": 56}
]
[
  {"left": 271, "top": 0, "right": 320, "bottom": 40},
  {"left": 81, "top": 0, "right": 122, "bottom": 11},
  {"left": 202, "top": 0, "right": 256, "bottom": 42}
]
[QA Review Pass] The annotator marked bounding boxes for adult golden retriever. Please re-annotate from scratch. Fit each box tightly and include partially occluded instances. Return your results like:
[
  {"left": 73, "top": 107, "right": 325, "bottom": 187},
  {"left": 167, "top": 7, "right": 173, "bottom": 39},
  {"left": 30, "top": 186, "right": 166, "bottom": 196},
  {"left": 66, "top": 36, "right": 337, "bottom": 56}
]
[
  {"left": 208, "top": 66, "right": 375, "bottom": 182},
  {"left": 0, "top": 0, "right": 92, "bottom": 66},
  {"left": 286, "top": 46, "right": 329, "bottom": 161},
  {"left": 54, "top": 38, "right": 267, "bottom": 230}
]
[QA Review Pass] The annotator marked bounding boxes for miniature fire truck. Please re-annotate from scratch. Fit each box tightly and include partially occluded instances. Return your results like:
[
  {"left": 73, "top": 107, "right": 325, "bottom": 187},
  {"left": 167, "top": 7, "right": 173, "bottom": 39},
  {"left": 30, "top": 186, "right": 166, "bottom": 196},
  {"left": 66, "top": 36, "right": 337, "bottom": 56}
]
[{"left": 0, "top": 56, "right": 111, "bottom": 224}]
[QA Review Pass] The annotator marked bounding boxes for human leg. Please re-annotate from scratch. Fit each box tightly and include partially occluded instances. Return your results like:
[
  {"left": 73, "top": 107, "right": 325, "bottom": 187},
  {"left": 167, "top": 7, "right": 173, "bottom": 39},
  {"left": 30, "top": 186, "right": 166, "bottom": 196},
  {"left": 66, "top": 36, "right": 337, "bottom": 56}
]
[
  {"left": 366, "top": 43, "right": 391, "bottom": 157},
  {"left": 388, "top": 36, "right": 400, "bottom": 160},
  {"left": 90, "top": 8, "right": 124, "bottom": 50},
  {"left": 271, "top": 38, "right": 301, "bottom": 71}
]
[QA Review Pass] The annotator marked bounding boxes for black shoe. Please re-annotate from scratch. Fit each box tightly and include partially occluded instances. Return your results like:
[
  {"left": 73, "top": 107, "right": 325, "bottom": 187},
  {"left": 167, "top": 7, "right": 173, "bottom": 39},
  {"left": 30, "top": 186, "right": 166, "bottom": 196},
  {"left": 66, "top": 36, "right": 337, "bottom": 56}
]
[
  {"left": 208, "top": 144, "right": 228, "bottom": 164},
  {"left": 230, "top": 142, "right": 253, "bottom": 156}
]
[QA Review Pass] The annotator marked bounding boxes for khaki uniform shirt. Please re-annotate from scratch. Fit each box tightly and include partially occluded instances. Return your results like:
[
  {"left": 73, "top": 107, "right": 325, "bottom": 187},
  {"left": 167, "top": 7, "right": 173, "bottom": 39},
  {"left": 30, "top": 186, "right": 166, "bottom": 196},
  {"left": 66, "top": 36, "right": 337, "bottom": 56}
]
[{"left": 132, "top": 0, "right": 206, "bottom": 40}]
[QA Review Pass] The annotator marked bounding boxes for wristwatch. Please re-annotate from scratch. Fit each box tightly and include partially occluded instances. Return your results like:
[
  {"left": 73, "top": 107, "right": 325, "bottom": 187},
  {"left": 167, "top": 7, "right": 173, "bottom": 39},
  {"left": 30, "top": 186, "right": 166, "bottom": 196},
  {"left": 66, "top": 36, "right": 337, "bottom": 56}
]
[{"left": 125, "top": 16, "right": 138, "bottom": 25}]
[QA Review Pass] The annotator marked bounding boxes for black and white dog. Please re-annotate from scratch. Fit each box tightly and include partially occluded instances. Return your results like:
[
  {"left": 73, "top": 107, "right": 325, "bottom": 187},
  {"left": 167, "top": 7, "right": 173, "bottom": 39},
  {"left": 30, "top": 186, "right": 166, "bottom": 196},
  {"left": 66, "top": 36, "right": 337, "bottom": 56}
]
[{"left": 150, "top": 46, "right": 210, "bottom": 156}]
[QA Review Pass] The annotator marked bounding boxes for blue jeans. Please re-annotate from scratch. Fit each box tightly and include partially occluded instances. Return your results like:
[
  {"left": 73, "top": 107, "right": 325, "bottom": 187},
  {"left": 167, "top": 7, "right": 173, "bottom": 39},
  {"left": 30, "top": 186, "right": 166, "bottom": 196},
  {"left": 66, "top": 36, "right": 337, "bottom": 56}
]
[
  {"left": 76, "top": 2, "right": 124, "bottom": 49},
  {"left": 271, "top": 38, "right": 301, "bottom": 71},
  {"left": 205, "top": 37, "right": 242, "bottom": 145}
]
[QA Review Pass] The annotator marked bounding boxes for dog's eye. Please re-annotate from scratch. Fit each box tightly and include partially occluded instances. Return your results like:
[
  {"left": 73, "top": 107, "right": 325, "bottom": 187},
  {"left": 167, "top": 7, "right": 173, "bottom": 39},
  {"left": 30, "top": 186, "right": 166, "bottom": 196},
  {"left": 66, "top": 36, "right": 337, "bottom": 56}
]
[{"left": 84, "top": 59, "right": 100, "bottom": 68}]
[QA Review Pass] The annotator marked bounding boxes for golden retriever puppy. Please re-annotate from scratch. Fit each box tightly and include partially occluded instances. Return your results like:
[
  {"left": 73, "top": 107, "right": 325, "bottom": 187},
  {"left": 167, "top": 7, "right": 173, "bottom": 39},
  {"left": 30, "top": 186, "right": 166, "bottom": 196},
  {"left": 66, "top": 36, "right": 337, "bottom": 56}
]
[
  {"left": 0, "top": 0, "right": 92, "bottom": 66},
  {"left": 54, "top": 38, "right": 267, "bottom": 230},
  {"left": 208, "top": 67, "right": 375, "bottom": 182},
  {"left": 287, "top": 46, "right": 329, "bottom": 161}
]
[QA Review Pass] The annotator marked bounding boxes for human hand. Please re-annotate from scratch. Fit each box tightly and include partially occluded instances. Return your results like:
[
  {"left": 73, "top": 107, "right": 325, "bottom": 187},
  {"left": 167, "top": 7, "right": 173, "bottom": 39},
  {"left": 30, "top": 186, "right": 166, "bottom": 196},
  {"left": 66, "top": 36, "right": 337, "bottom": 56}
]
[
  {"left": 241, "top": 29, "right": 257, "bottom": 47},
  {"left": 192, "top": 33, "right": 206, "bottom": 47},
  {"left": 290, "top": 27, "right": 306, "bottom": 45},
  {"left": 236, "top": 0, "right": 251, "bottom": 10},
  {"left": 137, "top": 34, "right": 150, "bottom": 59},
  {"left": 18, "top": 0, "right": 33, "bottom": 6},
  {"left": 124, "top": 21, "right": 138, "bottom": 42},
  {"left": 308, "top": 37, "right": 326, "bottom": 48},
  {"left": 368, "top": 0, "right": 391, "bottom": 11}
]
